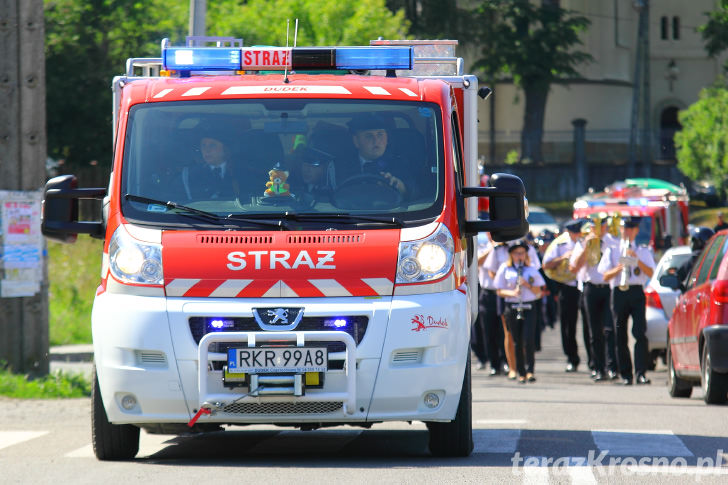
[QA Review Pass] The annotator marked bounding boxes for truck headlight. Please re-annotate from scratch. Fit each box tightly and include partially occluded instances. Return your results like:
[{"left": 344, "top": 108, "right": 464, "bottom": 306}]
[
  {"left": 396, "top": 224, "right": 454, "bottom": 284},
  {"left": 109, "top": 226, "right": 163, "bottom": 285}
]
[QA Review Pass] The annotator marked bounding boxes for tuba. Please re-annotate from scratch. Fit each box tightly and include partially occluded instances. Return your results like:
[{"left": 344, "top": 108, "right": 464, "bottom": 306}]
[
  {"left": 543, "top": 232, "right": 578, "bottom": 283},
  {"left": 581, "top": 221, "right": 602, "bottom": 267}
]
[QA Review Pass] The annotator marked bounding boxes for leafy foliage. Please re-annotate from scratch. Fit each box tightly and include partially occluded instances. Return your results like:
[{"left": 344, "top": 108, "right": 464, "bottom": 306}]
[
  {"left": 700, "top": 0, "right": 728, "bottom": 63},
  {"left": 207, "top": 0, "right": 409, "bottom": 46},
  {"left": 675, "top": 82, "right": 728, "bottom": 193},
  {"left": 386, "top": 0, "right": 460, "bottom": 39},
  {"left": 0, "top": 363, "right": 91, "bottom": 398}
]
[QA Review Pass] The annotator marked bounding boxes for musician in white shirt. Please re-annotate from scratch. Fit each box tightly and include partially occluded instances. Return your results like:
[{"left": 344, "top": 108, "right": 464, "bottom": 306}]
[{"left": 597, "top": 216, "right": 656, "bottom": 385}]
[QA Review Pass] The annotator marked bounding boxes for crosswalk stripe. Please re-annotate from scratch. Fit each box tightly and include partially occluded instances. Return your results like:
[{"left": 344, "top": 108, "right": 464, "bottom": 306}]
[
  {"left": 0, "top": 431, "right": 48, "bottom": 451},
  {"left": 64, "top": 444, "right": 94, "bottom": 458},
  {"left": 567, "top": 462, "right": 597, "bottom": 484},
  {"left": 522, "top": 458, "right": 549, "bottom": 485},
  {"left": 591, "top": 429, "right": 693, "bottom": 457}
]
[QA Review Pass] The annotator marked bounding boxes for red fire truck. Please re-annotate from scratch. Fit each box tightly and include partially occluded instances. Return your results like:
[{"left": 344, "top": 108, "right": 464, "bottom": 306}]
[
  {"left": 41, "top": 37, "right": 527, "bottom": 460},
  {"left": 573, "top": 178, "right": 689, "bottom": 252}
]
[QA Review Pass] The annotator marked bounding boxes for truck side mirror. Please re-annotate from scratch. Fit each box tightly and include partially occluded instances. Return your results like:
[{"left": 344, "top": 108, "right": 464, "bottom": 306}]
[
  {"left": 42, "top": 174, "right": 107, "bottom": 243},
  {"left": 461, "top": 173, "right": 529, "bottom": 241}
]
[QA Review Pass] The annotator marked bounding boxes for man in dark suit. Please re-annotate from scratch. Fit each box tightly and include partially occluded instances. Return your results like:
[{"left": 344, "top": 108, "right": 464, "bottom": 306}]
[
  {"left": 182, "top": 129, "right": 238, "bottom": 201},
  {"left": 341, "top": 113, "right": 409, "bottom": 197}
]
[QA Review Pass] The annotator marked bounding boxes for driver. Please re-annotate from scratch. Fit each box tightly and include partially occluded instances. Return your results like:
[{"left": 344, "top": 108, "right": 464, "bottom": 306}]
[
  {"left": 181, "top": 124, "right": 237, "bottom": 200},
  {"left": 343, "top": 113, "right": 408, "bottom": 196}
]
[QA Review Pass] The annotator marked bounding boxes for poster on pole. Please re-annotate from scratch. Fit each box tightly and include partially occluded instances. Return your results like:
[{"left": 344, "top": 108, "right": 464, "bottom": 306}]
[{"left": 0, "top": 191, "right": 43, "bottom": 298}]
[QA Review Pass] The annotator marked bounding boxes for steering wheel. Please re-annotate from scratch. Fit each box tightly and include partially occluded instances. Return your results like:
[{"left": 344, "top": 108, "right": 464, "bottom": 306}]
[{"left": 332, "top": 173, "right": 403, "bottom": 209}]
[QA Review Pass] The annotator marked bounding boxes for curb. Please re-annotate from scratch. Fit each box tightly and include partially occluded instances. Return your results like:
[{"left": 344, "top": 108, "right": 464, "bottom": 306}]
[{"left": 49, "top": 345, "right": 94, "bottom": 363}]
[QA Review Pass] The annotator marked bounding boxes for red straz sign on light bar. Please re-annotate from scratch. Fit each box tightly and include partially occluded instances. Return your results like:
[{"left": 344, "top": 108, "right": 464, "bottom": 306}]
[{"left": 242, "top": 48, "right": 291, "bottom": 69}]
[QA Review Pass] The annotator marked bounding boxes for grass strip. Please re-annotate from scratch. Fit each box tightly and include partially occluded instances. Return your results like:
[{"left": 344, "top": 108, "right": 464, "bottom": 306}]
[{"left": 0, "top": 366, "right": 91, "bottom": 399}]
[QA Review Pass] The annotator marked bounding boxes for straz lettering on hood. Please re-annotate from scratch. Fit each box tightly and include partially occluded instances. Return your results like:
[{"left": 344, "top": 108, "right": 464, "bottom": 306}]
[
  {"left": 226, "top": 250, "right": 335, "bottom": 270},
  {"left": 161, "top": 230, "right": 400, "bottom": 298}
]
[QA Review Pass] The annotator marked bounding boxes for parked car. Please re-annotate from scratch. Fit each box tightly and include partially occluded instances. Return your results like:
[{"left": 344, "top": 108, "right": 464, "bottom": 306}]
[
  {"left": 664, "top": 231, "right": 728, "bottom": 404},
  {"left": 527, "top": 205, "right": 559, "bottom": 237},
  {"left": 645, "top": 245, "right": 692, "bottom": 370},
  {"left": 689, "top": 179, "right": 722, "bottom": 207}
]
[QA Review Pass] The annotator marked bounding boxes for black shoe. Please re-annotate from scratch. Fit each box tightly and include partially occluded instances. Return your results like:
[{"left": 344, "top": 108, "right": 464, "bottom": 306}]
[
  {"left": 619, "top": 377, "right": 633, "bottom": 386},
  {"left": 565, "top": 363, "right": 577, "bottom": 373},
  {"left": 636, "top": 374, "right": 651, "bottom": 385},
  {"left": 590, "top": 370, "right": 597, "bottom": 378},
  {"left": 608, "top": 370, "right": 619, "bottom": 380},
  {"left": 592, "top": 371, "right": 605, "bottom": 382}
]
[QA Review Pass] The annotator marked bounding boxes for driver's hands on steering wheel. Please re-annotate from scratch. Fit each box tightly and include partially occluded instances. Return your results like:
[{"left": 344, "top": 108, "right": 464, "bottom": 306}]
[{"left": 380, "top": 171, "right": 406, "bottom": 195}]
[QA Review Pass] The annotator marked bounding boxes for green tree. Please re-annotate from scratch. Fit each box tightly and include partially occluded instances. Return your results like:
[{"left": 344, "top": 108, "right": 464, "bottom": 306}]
[
  {"left": 467, "top": 0, "right": 592, "bottom": 164},
  {"left": 386, "top": 0, "right": 460, "bottom": 39},
  {"left": 675, "top": 82, "right": 728, "bottom": 195},
  {"left": 208, "top": 0, "right": 409, "bottom": 46},
  {"left": 700, "top": 0, "right": 728, "bottom": 65},
  {"left": 44, "top": 0, "right": 187, "bottom": 171}
]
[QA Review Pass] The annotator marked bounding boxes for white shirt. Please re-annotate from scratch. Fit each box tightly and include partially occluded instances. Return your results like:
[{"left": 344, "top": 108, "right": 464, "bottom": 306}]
[
  {"left": 597, "top": 239, "right": 656, "bottom": 289},
  {"left": 543, "top": 237, "right": 577, "bottom": 286},
  {"left": 477, "top": 234, "right": 495, "bottom": 289},
  {"left": 570, "top": 236, "right": 611, "bottom": 285},
  {"left": 484, "top": 244, "right": 541, "bottom": 278},
  {"left": 494, "top": 263, "right": 546, "bottom": 303}
]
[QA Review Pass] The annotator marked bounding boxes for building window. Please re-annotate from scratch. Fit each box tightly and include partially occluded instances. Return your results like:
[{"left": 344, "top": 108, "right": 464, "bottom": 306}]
[
  {"left": 661, "top": 16, "right": 669, "bottom": 40},
  {"left": 672, "top": 16, "right": 680, "bottom": 40}
]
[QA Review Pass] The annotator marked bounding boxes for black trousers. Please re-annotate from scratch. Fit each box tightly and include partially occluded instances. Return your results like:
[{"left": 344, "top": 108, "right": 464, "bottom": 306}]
[
  {"left": 583, "top": 283, "right": 612, "bottom": 374},
  {"left": 558, "top": 284, "right": 581, "bottom": 366},
  {"left": 580, "top": 293, "right": 593, "bottom": 370},
  {"left": 611, "top": 285, "right": 648, "bottom": 378},
  {"left": 473, "top": 288, "right": 504, "bottom": 368},
  {"left": 504, "top": 302, "right": 536, "bottom": 376}
]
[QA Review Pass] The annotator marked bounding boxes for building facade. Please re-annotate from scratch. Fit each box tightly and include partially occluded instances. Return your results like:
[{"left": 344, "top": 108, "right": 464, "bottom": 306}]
[{"left": 469, "top": 0, "right": 727, "bottom": 166}]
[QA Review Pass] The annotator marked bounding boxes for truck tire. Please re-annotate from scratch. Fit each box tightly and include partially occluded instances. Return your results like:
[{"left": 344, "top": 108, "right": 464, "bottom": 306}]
[
  {"left": 92, "top": 367, "right": 140, "bottom": 460},
  {"left": 667, "top": 343, "right": 692, "bottom": 398},
  {"left": 701, "top": 342, "right": 728, "bottom": 404},
  {"left": 426, "top": 354, "right": 473, "bottom": 457}
]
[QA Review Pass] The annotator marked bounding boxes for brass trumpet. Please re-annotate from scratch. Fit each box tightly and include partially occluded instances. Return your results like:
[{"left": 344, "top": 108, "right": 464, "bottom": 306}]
[{"left": 581, "top": 220, "right": 602, "bottom": 268}]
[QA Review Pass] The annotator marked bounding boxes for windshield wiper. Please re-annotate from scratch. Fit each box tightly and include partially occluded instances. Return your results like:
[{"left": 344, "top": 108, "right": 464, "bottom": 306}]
[
  {"left": 124, "top": 194, "right": 288, "bottom": 229},
  {"left": 282, "top": 212, "right": 405, "bottom": 227}
]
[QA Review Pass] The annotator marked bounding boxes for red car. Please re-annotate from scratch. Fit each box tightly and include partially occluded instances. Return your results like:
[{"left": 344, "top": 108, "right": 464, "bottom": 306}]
[{"left": 665, "top": 230, "right": 728, "bottom": 404}]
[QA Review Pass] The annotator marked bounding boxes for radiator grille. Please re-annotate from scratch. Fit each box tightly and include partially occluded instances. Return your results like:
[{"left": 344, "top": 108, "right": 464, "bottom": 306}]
[
  {"left": 197, "top": 235, "right": 274, "bottom": 245},
  {"left": 287, "top": 234, "right": 363, "bottom": 245},
  {"left": 222, "top": 401, "right": 343, "bottom": 414}
]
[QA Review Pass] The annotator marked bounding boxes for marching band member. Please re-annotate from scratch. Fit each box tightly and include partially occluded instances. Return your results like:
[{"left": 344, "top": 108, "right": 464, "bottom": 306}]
[
  {"left": 570, "top": 215, "right": 612, "bottom": 382},
  {"left": 494, "top": 241, "right": 545, "bottom": 384},
  {"left": 485, "top": 239, "right": 541, "bottom": 379},
  {"left": 543, "top": 220, "right": 583, "bottom": 373},
  {"left": 597, "top": 216, "right": 655, "bottom": 385}
]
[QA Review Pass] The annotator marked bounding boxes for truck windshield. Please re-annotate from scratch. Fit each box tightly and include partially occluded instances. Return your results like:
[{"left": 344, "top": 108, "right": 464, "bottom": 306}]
[{"left": 120, "top": 99, "right": 444, "bottom": 228}]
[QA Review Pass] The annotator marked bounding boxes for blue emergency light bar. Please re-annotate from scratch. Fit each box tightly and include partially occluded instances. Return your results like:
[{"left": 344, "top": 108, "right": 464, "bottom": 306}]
[{"left": 162, "top": 45, "right": 413, "bottom": 72}]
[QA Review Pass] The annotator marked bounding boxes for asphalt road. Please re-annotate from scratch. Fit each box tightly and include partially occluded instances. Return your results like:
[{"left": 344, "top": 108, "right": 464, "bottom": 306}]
[{"left": 4, "top": 322, "right": 728, "bottom": 484}]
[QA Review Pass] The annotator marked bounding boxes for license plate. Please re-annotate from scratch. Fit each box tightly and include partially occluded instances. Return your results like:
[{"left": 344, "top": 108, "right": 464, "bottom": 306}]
[{"left": 227, "top": 347, "right": 328, "bottom": 374}]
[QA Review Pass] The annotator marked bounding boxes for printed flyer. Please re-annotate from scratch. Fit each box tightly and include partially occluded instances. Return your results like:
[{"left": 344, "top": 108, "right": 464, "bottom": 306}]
[{"left": 0, "top": 191, "right": 43, "bottom": 298}]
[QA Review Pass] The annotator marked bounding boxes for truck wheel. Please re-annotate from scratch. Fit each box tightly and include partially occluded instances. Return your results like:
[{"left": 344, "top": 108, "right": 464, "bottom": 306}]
[
  {"left": 92, "top": 367, "right": 140, "bottom": 460},
  {"left": 701, "top": 342, "right": 728, "bottom": 404},
  {"left": 667, "top": 343, "right": 692, "bottom": 398},
  {"left": 426, "top": 354, "right": 473, "bottom": 457}
]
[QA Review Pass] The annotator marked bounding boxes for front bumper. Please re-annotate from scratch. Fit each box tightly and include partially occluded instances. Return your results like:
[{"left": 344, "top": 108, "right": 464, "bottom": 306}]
[
  {"left": 704, "top": 324, "right": 728, "bottom": 373},
  {"left": 92, "top": 290, "right": 470, "bottom": 426}
]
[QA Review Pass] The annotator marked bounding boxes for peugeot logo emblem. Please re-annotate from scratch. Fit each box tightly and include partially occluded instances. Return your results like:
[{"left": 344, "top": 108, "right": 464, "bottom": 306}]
[{"left": 252, "top": 307, "right": 304, "bottom": 331}]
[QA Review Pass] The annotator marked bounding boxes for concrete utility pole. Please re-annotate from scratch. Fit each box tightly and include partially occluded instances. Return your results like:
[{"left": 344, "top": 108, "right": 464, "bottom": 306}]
[
  {"left": 628, "top": 0, "right": 651, "bottom": 178},
  {"left": 189, "top": 0, "right": 207, "bottom": 38},
  {"left": 0, "top": 0, "right": 49, "bottom": 376}
]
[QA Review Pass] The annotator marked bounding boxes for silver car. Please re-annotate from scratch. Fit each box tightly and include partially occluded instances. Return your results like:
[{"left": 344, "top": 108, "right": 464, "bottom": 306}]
[{"left": 645, "top": 245, "right": 692, "bottom": 369}]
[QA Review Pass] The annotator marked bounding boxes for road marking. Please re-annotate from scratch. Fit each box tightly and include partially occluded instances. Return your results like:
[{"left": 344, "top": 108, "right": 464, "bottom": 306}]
[
  {"left": 0, "top": 431, "right": 48, "bottom": 451},
  {"left": 522, "top": 457, "right": 549, "bottom": 485},
  {"left": 137, "top": 432, "right": 180, "bottom": 458},
  {"left": 473, "top": 429, "right": 521, "bottom": 454},
  {"left": 567, "top": 461, "right": 597, "bottom": 484},
  {"left": 476, "top": 419, "right": 528, "bottom": 425},
  {"left": 65, "top": 444, "right": 94, "bottom": 458},
  {"left": 591, "top": 430, "right": 693, "bottom": 457}
]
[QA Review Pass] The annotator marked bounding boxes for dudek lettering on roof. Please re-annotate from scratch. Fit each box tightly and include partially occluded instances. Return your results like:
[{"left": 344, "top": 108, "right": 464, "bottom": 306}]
[{"left": 242, "top": 49, "right": 291, "bottom": 69}]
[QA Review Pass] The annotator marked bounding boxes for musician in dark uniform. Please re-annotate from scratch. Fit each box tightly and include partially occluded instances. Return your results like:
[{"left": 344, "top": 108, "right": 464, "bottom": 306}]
[
  {"left": 597, "top": 216, "right": 656, "bottom": 385},
  {"left": 494, "top": 241, "right": 545, "bottom": 384}
]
